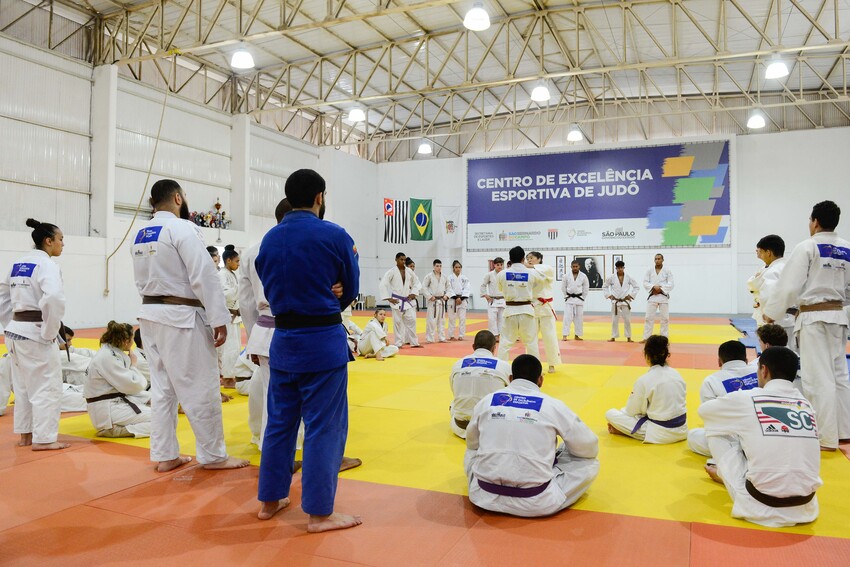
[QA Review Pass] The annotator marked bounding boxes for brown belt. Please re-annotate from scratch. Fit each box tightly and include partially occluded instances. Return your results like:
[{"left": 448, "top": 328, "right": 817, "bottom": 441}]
[
  {"left": 143, "top": 296, "right": 203, "bottom": 308},
  {"left": 12, "top": 310, "right": 42, "bottom": 322},
  {"left": 745, "top": 479, "right": 815, "bottom": 508},
  {"left": 490, "top": 296, "right": 504, "bottom": 300},
  {"left": 454, "top": 418, "right": 470, "bottom": 430},
  {"left": 505, "top": 301, "right": 531, "bottom": 306},
  {"left": 229, "top": 308, "right": 241, "bottom": 316},
  {"left": 798, "top": 300, "right": 843, "bottom": 313}
]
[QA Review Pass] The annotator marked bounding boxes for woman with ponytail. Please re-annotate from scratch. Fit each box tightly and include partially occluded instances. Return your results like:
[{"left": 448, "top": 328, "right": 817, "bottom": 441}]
[
  {"left": 218, "top": 244, "right": 241, "bottom": 388},
  {"left": 0, "top": 218, "right": 68, "bottom": 450}
]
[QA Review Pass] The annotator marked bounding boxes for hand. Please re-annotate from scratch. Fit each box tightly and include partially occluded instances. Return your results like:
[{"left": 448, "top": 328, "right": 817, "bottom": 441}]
[
  {"left": 428, "top": 296, "right": 436, "bottom": 302},
  {"left": 128, "top": 348, "right": 138, "bottom": 367},
  {"left": 606, "top": 295, "right": 613, "bottom": 300},
  {"left": 625, "top": 295, "right": 633, "bottom": 301},
  {"left": 332, "top": 281, "right": 344, "bottom": 298},
  {"left": 407, "top": 294, "right": 416, "bottom": 301},
  {"left": 213, "top": 325, "right": 227, "bottom": 347},
  {"left": 455, "top": 298, "right": 462, "bottom": 305},
  {"left": 652, "top": 285, "right": 662, "bottom": 293},
  {"left": 763, "top": 315, "right": 775, "bottom": 324},
  {"left": 388, "top": 298, "right": 399, "bottom": 305},
  {"left": 442, "top": 295, "right": 448, "bottom": 301},
  {"left": 250, "top": 354, "right": 260, "bottom": 365}
]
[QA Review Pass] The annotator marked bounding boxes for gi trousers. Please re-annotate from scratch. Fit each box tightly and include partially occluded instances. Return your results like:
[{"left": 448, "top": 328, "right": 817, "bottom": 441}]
[
  {"left": 391, "top": 308, "right": 419, "bottom": 347},
  {"left": 611, "top": 304, "right": 632, "bottom": 338},
  {"left": 7, "top": 338, "right": 62, "bottom": 443},
  {"left": 248, "top": 356, "right": 270, "bottom": 450},
  {"left": 536, "top": 310, "right": 562, "bottom": 366},
  {"left": 798, "top": 321, "right": 850, "bottom": 449},
  {"left": 425, "top": 300, "right": 446, "bottom": 342},
  {"left": 497, "top": 314, "right": 539, "bottom": 361},
  {"left": 448, "top": 299, "right": 468, "bottom": 339},
  {"left": 562, "top": 304, "right": 584, "bottom": 337},
  {"left": 487, "top": 305, "right": 504, "bottom": 337},
  {"left": 643, "top": 302, "right": 670, "bottom": 339}
]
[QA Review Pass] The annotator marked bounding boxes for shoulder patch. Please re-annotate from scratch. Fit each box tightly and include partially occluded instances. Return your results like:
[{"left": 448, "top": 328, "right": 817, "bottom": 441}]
[
  {"left": 461, "top": 357, "right": 498, "bottom": 369},
  {"left": 490, "top": 392, "right": 543, "bottom": 412},
  {"left": 11, "top": 263, "right": 37, "bottom": 278},
  {"left": 721, "top": 373, "right": 758, "bottom": 394}
]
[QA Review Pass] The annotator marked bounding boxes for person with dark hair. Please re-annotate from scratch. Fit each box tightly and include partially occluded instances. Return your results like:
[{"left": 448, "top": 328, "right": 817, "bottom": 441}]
[
  {"left": 480, "top": 257, "right": 506, "bottom": 340},
  {"left": 496, "top": 247, "right": 543, "bottom": 361},
  {"left": 447, "top": 260, "right": 471, "bottom": 341},
  {"left": 561, "top": 260, "right": 589, "bottom": 341},
  {"left": 58, "top": 325, "right": 96, "bottom": 386},
  {"left": 132, "top": 328, "right": 151, "bottom": 383},
  {"left": 0, "top": 218, "right": 68, "bottom": 451},
  {"left": 641, "top": 254, "right": 674, "bottom": 341},
  {"left": 131, "top": 179, "right": 248, "bottom": 473},
  {"left": 605, "top": 335, "right": 688, "bottom": 443},
  {"left": 698, "top": 346, "right": 821, "bottom": 527},
  {"left": 464, "top": 354, "right": 599, "bottom": 517},
  {"left": 422, "top": 259, "right": 449, "bottom": 343},
  {"left": 603, "top": 260, "right": 640, "bottom": 342},
  {"left": 207, "top": 246, "right": 221, "bottom": 269},
  {"left": 449, "top": 330, "right": 511, "bottom": 439},
  {"left": 255, "top": 168, "right": 362, "bottom": 532},
  {"left": 358, "top": 309, "right": 399, "bottom": 361},
  {"left": 747, "top": 234, "right": 795, "bottom": 345},
  {"left": 84, "top": 321, "right": 151, "bottom": 439},
  {"left": 687, "top": 340, "right": 758, "bottom": 456},
  {"left": 526, "top": 252, "right": 561, "bottom": 373},
  {"left": 763, "top": 200, "right": 850, "bottom": 452},
  {"left": 379, "top": 252, "right": 422, "bottom": 348},
  {"left": 217, "top": 244, "right": 242, "bottom": 389},
  {"left": 755, "top": 323, "right": 788, "bottom": 349}
]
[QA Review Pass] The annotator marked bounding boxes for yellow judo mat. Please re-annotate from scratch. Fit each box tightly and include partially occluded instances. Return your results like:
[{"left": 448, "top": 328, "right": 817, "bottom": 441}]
[{"left": 36, "top": 317, "right": 850, "bottom": 539}]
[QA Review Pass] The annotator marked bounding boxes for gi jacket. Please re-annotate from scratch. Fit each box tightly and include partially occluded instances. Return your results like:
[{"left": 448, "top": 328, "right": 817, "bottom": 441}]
[
  {"left": 699, "top": 360, "right": 758, "bottom": 402},
  {"left": 449, "top": 349, "right": 510, "bottom": 438},
  {"left": 0, "top": 249, "right": 65, "bottom": 344}
]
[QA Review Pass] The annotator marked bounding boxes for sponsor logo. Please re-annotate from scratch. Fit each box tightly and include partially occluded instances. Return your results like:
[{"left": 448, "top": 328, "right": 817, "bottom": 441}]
[
  {"left": 490, "top": 411, "right": 506, "bottom": 420},
  {"left": 754, "top": 395, "right": 818, "bottom": 438},
  {"left": 474, "top": 231, "right": 495, "bottom": 242}
]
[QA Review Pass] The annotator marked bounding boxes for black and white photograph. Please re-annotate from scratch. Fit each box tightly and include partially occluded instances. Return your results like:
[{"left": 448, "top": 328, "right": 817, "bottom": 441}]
[
  {"left": 613, "top": 254, "right": 624, "bottom": 265},
  {"left": 574, "top": 255, "right": 606, "bottom": 289}
]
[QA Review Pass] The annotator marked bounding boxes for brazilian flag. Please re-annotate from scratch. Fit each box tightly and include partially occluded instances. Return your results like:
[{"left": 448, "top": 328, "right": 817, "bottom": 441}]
[{"left": 410, "top": 198, "right": 433, "bottom": 241}]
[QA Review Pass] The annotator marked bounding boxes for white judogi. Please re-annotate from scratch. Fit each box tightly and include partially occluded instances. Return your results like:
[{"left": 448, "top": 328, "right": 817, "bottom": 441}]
[
  {"left": 748, "top": 258, "right": 797, "bottom": 350},
  {"left": 217, "top": 267, "right": 241, "bottom": 378},
  {"left": 357, "top": 318, "right": 399, "bottom": 359},
  {"left": 422, "top": 270, "right": 449, "bottom": 342},
  {"left": 449, "top": 348, "right": 510, "bottom": 439},
  {"left": 605, "top": 364, "right": 688, "bottom": 443},
  {"left": 603, "top": 272, "right": 640, "bottom": 339},
  {"left": 135, "top": 348, "right": 151, "bottom": 383},
  {"left": 763, "top": 231, "right": 850, "bottom": 449},
  {"left": 84, "top": 344, "right": 151, "bottom": 438},
  {"left": 465, "top": 379, "right": 600, "bottom": 517},
  {"left": 687, "top": 360, "right": 758, "bottom": 456},
  {"left": 379, "top": 266, "right": 421, "bottom": 347},
  {"left": 532, "top": 264, "right": 561, "bottom": 367},
  {"left": 447, "top": 272, "right": 472, "bottom": 340},
  {"left": 131, "top": 211, "right": 232, "bottom": 465},
  {"left": 61, "top": 347, "right": 94, "bottom": 386},
  {"left": 561, "top": 271, "right": 589, "bottom": 338},
  {"left": 0, "top": 249, "right": 65, "bottom": 444},
  {"left": 496, "top": 264, "right": 541, "bottom": 361},
  {"left": 700, "top": 379, "right": 821, "bottom": 527},
  {"left": 642, "top": 267, "right": 674, "bottom": 339},
  {"left": 0, "top": 352, "right": 85, "bottom": 414},
  {"left": 0, "top": 353, "right": 11, "bottom": 416},
  {"left": 237, "top": 243, "right": 260, "bottom": 341},
  {"left": 480, "top": 270, "right": 505, "bottom": 337}
]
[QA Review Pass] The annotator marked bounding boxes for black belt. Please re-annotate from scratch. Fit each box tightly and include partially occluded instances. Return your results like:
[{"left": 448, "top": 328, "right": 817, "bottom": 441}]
[
  {"left": 454, "top": 417, "right": 470, "bottom": 430},
  {"left": 477, "top": 478, "right": 551, "bottom": 498},
  {"left": 786, "top": 308, "right": 799, "bottom": 316},
  {"left": 85, "top": 392, "right": 142, "bottom": 415},
  {"left": 143, "top": 296, "right": 203, "bottom": 308},
  {"left": 12, "top": 310, "right": 42, "bottom": 322},
  {"left": 565, "top": 293, "right": 584, "bottom": 301},
  {"left": 505, "top": 301, "right": 531, "bottom": 306},
  {"left": 274, "top": 312, "right": 342, "bottom": 329},
  {"left": 229, "top": 308, "right": 241, "bottom": 317},
  {"left": 745, "top": 479, "right": 815, "bottom": 508}
]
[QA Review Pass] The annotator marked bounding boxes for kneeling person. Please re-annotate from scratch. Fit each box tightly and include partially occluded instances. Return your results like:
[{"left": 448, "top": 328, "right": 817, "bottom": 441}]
[
  {"left": 449, "top": 330, "right": 510, "bottom": 439},
  {"left": 700, "top": 346, "right": 821, "bottom": 527},
  {"left": 465, "top": 354, "right": 599, "bottom": 517}
]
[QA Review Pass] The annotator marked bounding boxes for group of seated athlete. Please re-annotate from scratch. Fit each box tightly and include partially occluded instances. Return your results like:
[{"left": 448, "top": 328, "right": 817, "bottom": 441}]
[{"left": 450, "top": 327, "right": 821, "bottom": 528}]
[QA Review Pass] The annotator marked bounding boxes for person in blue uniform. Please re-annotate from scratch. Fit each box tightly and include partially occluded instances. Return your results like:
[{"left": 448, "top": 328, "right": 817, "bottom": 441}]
[{"left": 255, "top": 169, "right": 362, "bottom": 533}]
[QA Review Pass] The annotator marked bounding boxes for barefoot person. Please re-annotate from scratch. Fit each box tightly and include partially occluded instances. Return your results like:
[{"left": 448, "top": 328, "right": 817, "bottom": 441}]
[
  {"left": 256, "top": 169, "right": 362, "bottom": 532},
  {"left": 131, "top": 179, "right": 248, "bottom": 473},
  {"left": 217, "top": 244, "right": 241, "bottom": 389},
  {"left": 0, "top": 218, "right": 69, "bottom": 451},
  {"left": 449, "top": 330, "right": 510, "bottom": 439},
  {"left": 358, "top": 309, "right": 399, "bottom": 361}
]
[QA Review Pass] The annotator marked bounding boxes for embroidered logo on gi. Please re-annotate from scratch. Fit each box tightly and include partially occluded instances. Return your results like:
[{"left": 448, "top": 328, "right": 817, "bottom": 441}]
[
  {"left": 134, "top": 226, "right": 163, "bottom": 244},
  {"left": 491, "top": 393, "right": 543, "bottom": 412},
  {"left": 548, "top": 229, "right": 558, "bottom": 240},
  {"left": 11, "top": 263, "right": 37, "bottom": 278},
  {"left": 753, "top": 395, "right": 818, "bottom": 438},
  {"left": 505, "top": 272, "right": 529, "bottom": 282},
  {"left": 721, "top": 373, "right": 758, "bottom": 394},
  {"left": 462, "top": 357, "right": 498, "bottom": 369}
]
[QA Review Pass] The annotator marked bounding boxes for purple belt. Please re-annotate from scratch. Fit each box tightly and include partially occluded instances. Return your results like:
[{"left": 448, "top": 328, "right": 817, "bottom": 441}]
[
  {"left": 631, "top": 413, "right": 687, "bottom": 434},
  {"left": 477, "top": 478, "right": 551, "bottom": 498},
  {"left": 256, "top": 315, "right": 276, "bottom": 328}
]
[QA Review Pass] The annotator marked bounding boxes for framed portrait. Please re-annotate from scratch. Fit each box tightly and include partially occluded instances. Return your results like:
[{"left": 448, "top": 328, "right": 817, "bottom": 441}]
[
  {"left": 612, "top": 254, "right": 624, "bottom": 266},
  {"left": 555, "top": 256, "right": 567, "bottom": 281},
  {"left": 573, "top": 255, "right": 606, "bottom": 289}
]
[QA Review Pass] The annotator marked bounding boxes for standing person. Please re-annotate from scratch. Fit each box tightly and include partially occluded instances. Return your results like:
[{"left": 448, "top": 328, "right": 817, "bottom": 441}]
[
  {"left": 561, "top": 261, "right": 589, "bottom": 341},
  {"left": 603, "top": 260, "right": 640, "bottom": 342},
  {"left": 358, "top": 309, "right": 399, "bottom": 361},
  {"left": 379, "top": 253, "right": 422, "bottom": 348},
  {"left": 480, "top": 257, "right": 506, "bottom": 340},
  {"left": 449, "top": 330, "right": 510, "bottom": 439},
  {"left": 447, "top": 260, "right": 471, "bottom": 341},
  {"left": 605, "top": 335, "right": 688, "bottom": 444},
  {"left": 526, "top": 252, "right": 561, "bottom": 373},
  {"left": 422, "top": 259, "right": 449, "bottom": 343},
  {"left": 404, "top": 257, "right": 422, "bottom": 312},
  {"left": 0, "top": 218, "right": 67, "bottom": 450},
  {"left": 496, "top": 247, "right": 542, "bottom": 362},
  {"left": 207, "top": 246, "right": 220, "bottom": 269},
  {"left": 763, "top": 200, "right": 850, "bottom": 452},
  {"left": 699, "top": 347, "right": 821, "bottom": 527},
  {"left": 255, "top": 169, "right": 362, "bottom": 532},
  {"left": 747, "top": 235, "right": 796, "bottom": 351},
  {"left": 642, "top": 254, "right": 674, "bottom": 341},
  {"left": 131, "top": 179, "right": 248, "bottom": 473},
  {"left": 218, "top": 245, "right": 241, "bottom": 389}
]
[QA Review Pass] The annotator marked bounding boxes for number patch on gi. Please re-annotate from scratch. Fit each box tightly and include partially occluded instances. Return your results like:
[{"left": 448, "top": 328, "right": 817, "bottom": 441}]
[
  {"left": 133, "top": 226, "right": 163, "bottom": 258},
  {"left": 753, "top": 395, "right": 818, "bottom": 438}
]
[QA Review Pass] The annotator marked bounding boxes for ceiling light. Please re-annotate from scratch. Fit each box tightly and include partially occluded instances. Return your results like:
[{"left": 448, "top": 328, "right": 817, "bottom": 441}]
[
  {"left": 567, "top": 123, "right": 584, "bottom": 142},
  {"left": 230, "top": 49, "right": 254, "bottom": 70},
  {"left": 463, "top": 2, "right": 490, "bottom": 32},
  {"left": 530, "top": 81, "right": 551, "bottom": 103},
  {"left": 348, "top": 107, "right": 366, "bottom": 122},
  {"left": 418, "top": 140, "right": 432, "bottom": 155},
  {"left": 747, "top": 110, "right": 766, "bottom": 129},
  {"left": 764, "top": 56, "right": 789, "bottom": 80}
]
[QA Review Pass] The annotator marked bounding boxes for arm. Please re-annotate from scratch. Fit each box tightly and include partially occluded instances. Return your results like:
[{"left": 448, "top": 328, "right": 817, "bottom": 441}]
[
  {"left": 409, "top": 271, "right": 422, "bottom": 296},
  {"left": 554, "top": 403, "right": 599, "bottom": 459},
  {"left": 37, "top": 262, "right": 66, "bottom": 342},
  {"left": 379, "top": 270, "right": 393, "bottom": 301},
  {"left": 763, "top": 242, "right": 810, "bottom": 321},
  {"left": 560, "top": 275, "right": 568, "bottom": 297},
  {"left": 643, "top": 269, "right": 653, "bottom": 292},
  {"left": 624, "top": 375, "right": 649, "bottom": 417},
  {"left": 580, "top": 273, "right": 589, "bottom": 300},
  {"left": 336, "top": 232, "right": 360, "bottom": 309},
  {"left": 628, "top": 276, "right": 640, "bottom": 298},
  {"left": 699, "top": 377, "right": 718, "bottom": 404},
  {"left": 96, "top": 351, "right": 147, "bottom": 395},
  {"left": 480, "top": 273, "right": 491, "bottom": 298},
  {"left": 175, "top": 225, "right": 230, "bottom": 329},
  {"left": 698, "top": 394, "right": 744, "bottom": 435},
  {"left": 661, "top": 269, "right": 674, "bottom": 294},
  {"left": 422, "top": 274, "right": 434, "bottom": 300},
  {"left": 219, "top": 270, "right": 238, "bottom": 304}
]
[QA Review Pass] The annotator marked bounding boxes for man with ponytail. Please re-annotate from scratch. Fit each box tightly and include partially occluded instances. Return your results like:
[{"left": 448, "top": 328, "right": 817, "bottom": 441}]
[{"left": 0, "top": 218, "right": 68, "bottom": 450}]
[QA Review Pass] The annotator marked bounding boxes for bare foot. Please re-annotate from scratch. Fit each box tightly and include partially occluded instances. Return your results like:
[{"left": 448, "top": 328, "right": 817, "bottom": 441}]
[
  {"left": 258, "top": 498, "right": 291, "bottom": 520},
  {"left": 220, "top": 392, "right": 233, "bottom": 403},
  {"left": 821, "top": 446, "right": 837, "bottom": 452},
  {"left": 627, "top": 338, "right": 633, "bottom": 343},
  {"left": 704, "top": 463, "right": 723, "bottom": 483},
  {"left": 574, "top": 336, "right": 583, "bottom": 341},
  {"left": 457, "top": 337, "right": 464, "bottom": 341},
  {"left": 363, "top": 353, "right": 375, "bottom": 359},
  {"left": 411, "top": 345, "right": 424, "bottom": 348},
  {"left": 292, "top": 460, "right": 303, "bottom": 473},
  {"left": 639, "top": 339, "right": 647, "bottom": 344},
  {"left": 607, "top": 338, "right": 616, "bottom": 342},
  {"left": 375, "top": 354, "right": 384, "bottom": 361},
  {"left": 17, "top": 433, "right": 32, "bottom": 447},
  {"left": 202, "top": 456, "right": 250, "bottom": 470},
  {"left": 607, "top": 423, "right": 626, "bottom": 436},
  {"left": 32, "top": 442, "right": 70, "bottom": 451},
  {"left": 156, "top": 456, "right": 193, "bottom": 472},
  {"left": 562, "top": 337, "right": 568, "bottom": 341},
  {"left": 307, "top": 512, "right": 363, "bottom": 533},
  {"left": 221, "top": 377, "right": 236, "bottom": 389},
  {"left": 339, "top": 456, "right": 362, "bottom": 472}
]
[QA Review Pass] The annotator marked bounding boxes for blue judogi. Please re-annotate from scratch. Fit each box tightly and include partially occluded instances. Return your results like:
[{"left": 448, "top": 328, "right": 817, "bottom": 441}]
[{"left": 255, "top": 209, "right": 359, "bottom": 515}]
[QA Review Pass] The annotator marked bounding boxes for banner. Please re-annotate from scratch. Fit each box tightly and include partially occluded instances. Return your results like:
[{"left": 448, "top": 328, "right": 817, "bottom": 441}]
[
  {"left": 466, "top": 140, "right": 731, "bottom": 251},
  {"left": 437, "top": 206, "right": 463, "bottom": 248},
  {"left": 384, "top": 198, "right": 409, "bottom": 244},
  {"left": 410, "top": 198, "right": 433, "bottom": 241}
]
